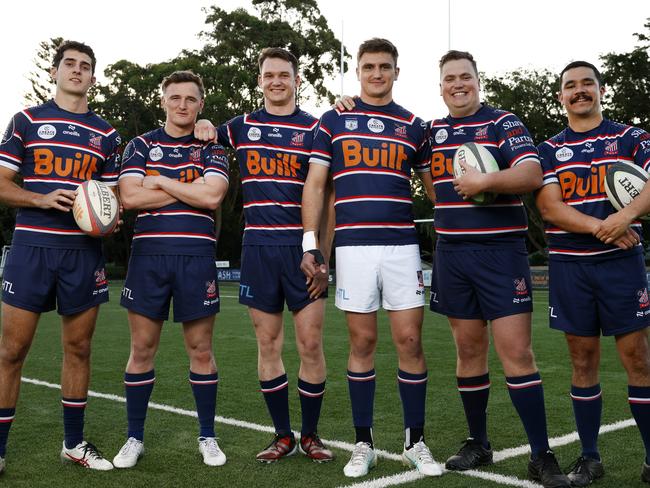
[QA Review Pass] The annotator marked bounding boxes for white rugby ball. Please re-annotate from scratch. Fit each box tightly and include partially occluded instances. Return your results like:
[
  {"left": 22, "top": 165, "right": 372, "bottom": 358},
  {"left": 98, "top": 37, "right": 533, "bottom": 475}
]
[
  {"left": 73, "top": 180, "right": 119, "bottom": 237},
  {"left": 604, "top": 161, "right": 650, "bottom": 219},
  {"left": 453, "top": 142, "right": 500, "bottom": 204}
]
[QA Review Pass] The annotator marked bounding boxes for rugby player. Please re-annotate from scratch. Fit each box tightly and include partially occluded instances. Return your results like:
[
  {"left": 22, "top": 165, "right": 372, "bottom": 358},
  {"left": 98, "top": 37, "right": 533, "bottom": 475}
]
[
  {"left": 195, "top": 47, "right": 335, "bottom": 463},
  {"left": 112, "top": 71, "right": 229, "bottom": 468},
  {"left": 427, "top": 50, "right": 569, "bottom": 488},
  {"left": 301, "top": 38, "right": 440, "bottom": 478},
  {"left": 0, "top": 40, "right": 120, "bottom": 472},
  {"left": 537, "top": 60, "right": 650, "bottom": 486}
]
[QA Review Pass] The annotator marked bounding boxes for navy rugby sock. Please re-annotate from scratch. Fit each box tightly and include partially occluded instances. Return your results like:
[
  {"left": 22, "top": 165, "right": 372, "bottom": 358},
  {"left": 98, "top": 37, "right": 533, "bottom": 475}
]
[
  {"left": 506, "top": 372, "right": 550, "bottom": 457},
  {"left": 298, "top": 378, "right": 325, "bottom": 437},
  {"left": 124, "top": 370, "right": 155, "bottom": 441},
  {"left": 62, "top": 397, "right": 86, "bottom": 449},
  {"left": 398, "top": 369, "right": 427, "bottom": 448},
  {"left": 571, "top": 384, "right": 602, "bottom": 460},
  {"left": 260, "top": 374, "right": 291, "bottom": 437},
  {"left": 628, "top": 385, "right": 650, "bottom": 464},
  {"left": 458, "top": 373, "right": 491, "bottom": 448},
  {"left": 190, "top": 371, "right": 219, "bottom": 438},
  {"left": 0, "top": 408, "right": 16, "bottom": 457},
  {"left": 348, "top": 369, "right": 376, "bottom": 446}
]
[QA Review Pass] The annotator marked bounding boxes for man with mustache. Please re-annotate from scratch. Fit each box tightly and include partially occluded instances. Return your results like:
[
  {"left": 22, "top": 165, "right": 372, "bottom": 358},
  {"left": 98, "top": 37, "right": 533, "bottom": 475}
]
[{"left": 537, "top": 60, "right": 650, "bottom": 485}]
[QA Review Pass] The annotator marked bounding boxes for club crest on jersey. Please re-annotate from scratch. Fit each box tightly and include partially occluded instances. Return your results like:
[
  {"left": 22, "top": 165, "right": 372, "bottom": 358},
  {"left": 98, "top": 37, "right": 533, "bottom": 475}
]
[
  {"left": 247, "top": 127, "right": 261, "bottom": 141},
  {"left": 189, "top": 147, "right": 201, "bottom": 162},
  {"left": 37, "top": 124, "right": 56, "bottom": 139},
  {"left": 88, "top": 133, "right": 102, "bottom": 150},
  {"left": 555, "top": 146, "right": 573, "bottom": 162},
  {"left": 149, "top": 146, "right": 164, "bottom": 161},
  {"left": 434, "top": 128, "right": 448, "bottom": 144},
  {"left": 290, "top": 131, "right": 305, "bottom": 146},
  {"left": 345, "top": 118, "right": 358, "bottom": 131},
  {"left": 513, "top": 277, "right": 528, "bottom": 296},
  {"left": 394, "top": 124, "right": 407, "bottom": 138},
  {"left": 604, "top": 140, "right": 618, "bottom": 156},
  {"left": 474, "top": 126, "right": 488, "bottom": 141},
  {"left": 95, "top": 268, "right": 107, "bottom": 286},
  {"left": 367, "top": 118, "right": 385, "bottom": 133}
]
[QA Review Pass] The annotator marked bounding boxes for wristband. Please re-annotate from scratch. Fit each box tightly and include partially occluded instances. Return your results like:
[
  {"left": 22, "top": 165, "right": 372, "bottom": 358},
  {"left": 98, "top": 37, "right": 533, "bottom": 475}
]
[
  {"left": 302, "top": 230, "right": 317, "bottom": 252},
  {"left": 307, "top": 249, "right": 325, "bottom": 265}
]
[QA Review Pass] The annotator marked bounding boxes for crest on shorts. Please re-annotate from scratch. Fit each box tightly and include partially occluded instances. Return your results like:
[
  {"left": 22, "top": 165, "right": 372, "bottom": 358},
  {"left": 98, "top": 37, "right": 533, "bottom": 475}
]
[
  {"left": 95, "top": 268, "right": 107, "bottom": 286},
  {"left": 416, "top": 270, "right": 424, "bottom": 289},
  {"left": 638, "top": 288, "right": 649, "bottom": 308},
  {"left": 513, "top": 277, "right": 528, "bottom": 296},
  {"left": 206, "top": 280, "right": 217, "bottom": 299}
]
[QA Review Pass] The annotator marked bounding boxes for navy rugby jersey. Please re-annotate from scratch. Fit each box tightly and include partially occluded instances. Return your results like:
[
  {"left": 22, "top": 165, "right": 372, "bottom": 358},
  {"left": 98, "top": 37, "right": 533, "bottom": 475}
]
[
  {"left": 0, "top": 100, "right": 120, "bottom": 249},
  {"left": 217, "top": 108, "right": 317, "bottom": 246},
  {"left": 428, "top": 104, "right": 539, "bottom": 244},
  {"left": 309, "top": 99, "right": 429, "bottom": 247},
  {"left": 119, "top": 128, "right": 229, "bottom": 256},
  {"left": 539, "top": 119, "right": 650, "bottom": 260}
]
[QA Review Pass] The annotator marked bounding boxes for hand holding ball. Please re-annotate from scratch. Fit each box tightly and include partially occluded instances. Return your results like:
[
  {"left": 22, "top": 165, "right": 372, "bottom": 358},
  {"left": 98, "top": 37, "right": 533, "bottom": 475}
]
[{"left": 72, "top": 180, "right": 119, "bottom": 237}]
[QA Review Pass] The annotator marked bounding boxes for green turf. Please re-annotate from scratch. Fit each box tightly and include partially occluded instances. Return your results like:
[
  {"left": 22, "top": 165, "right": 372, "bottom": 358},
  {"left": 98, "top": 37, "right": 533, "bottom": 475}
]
[{"left": 0, "top": 283, "right": 647, "bottom": 487}]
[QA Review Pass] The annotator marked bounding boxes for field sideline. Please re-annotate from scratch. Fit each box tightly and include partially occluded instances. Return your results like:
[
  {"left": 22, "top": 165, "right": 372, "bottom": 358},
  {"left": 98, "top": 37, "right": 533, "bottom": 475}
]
[{"left": 0, "top": 282, "right": 647, "bottom": 487}]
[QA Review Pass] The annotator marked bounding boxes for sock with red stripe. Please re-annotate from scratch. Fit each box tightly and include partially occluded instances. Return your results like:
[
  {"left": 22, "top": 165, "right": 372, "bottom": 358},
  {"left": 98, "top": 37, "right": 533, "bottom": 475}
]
[
  {"left": 298, "top": 378, "right": 325, "bottom": 437},
  {"left": 260, "top": 374, "right": 291, "bottom": 436},
  {"left": 125, "top": 370, "right": 155, "bottom": 441},
  {"left": 348, "top": 369, "right": 375, "bottom": 446},
  {"left": 629, "top": 385, "right": 650, "bottom": 464},
  {"left": 62, "top": 397, "right": 86, "bottom": 449},
  {"left": 458, "top": 373, "right": 490, "bottom": 448},
  {"left": 398, "top": 369, "right": 427, "bottom": 448},
  {"left": 506, "top": 372, "right": 550, "bottom": 457},
  {"left": 571, "top": 384, "right": 602, "bottom": 460},
  {"left": 0, "top": 408, "right": 15, "bottom": 457},
  {"left": 190, "top": 371, "right": 219, "bottom": 438}
]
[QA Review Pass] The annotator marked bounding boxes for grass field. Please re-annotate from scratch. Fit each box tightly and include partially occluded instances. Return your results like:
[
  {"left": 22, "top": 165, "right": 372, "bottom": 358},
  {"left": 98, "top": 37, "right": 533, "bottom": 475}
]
[{"left": 1, "top": 282, "right": 648, "bottom": 487}]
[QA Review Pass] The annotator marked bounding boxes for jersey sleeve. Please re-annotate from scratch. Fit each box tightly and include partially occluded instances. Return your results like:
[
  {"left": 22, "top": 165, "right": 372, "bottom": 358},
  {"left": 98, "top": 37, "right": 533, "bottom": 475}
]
[
  {"left": 100, "top": 130, "right": 122, "bottom": 186},
  {"left": 217, "top": 115, "right": 241, "bottom": 149},
  {"left": 119, "top": 136, "right": 148, "bottom": 179},
  {"left": 203, "top": 143, "right": 229, "bottom": 183},
  {"left": 494, "top": 113, "right": 540, "bottom": 168},
  {"left": 412, "top": 117, "right": 431, "bottom": 173},
  {"left": 628, "top": 128, "right": 650, "bottom": 171},
  {"left": 0, "top": 112, "right": 29, "bottom": 173},
  {"left": 537, "top": 141, "right": 559, "bottom": 186},
  {"left": 308, "top": 110, "right": 335, "bottom": 168}
]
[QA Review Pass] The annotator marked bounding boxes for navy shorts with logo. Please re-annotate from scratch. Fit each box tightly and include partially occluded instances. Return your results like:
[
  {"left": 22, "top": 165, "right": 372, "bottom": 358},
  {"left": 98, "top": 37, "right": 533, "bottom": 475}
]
[
  {"left": 1, "top": 244, "right": 108, "bottom": 315},
  {"left": 549, "top": 253, "right": 650, "bottom": 336},
  {"left": 121, "top": 255, "right": 219, "bottom": 322},
  {"left": 430, "top": 243, "right": 533, "bottom": 321},
  {"left": 239, "top": 245, "right": 326, "bottom": 313}
]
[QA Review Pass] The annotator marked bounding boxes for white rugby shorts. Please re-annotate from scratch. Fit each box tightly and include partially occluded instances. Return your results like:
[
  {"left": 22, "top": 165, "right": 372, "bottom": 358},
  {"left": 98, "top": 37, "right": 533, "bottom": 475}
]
[{"left": 335, "top": 244, "right": 425, "bottom": 312}]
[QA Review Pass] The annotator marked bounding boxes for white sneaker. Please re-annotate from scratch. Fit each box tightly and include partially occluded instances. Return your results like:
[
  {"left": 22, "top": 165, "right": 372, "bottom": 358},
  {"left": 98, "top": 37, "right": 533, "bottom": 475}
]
[
  {"left": 343, "top": 442, "right": 377, "bottom": 478},
  {"left": 402, "top": 440, "right": 442, "bottom": 476},
  {"left": 198, "top": 437, "right": 226, "bottom": 466},
  {"left": 60, "top": 441, "right": 114, "bottom": 470},
  {"left": 113, "top": 437, "right": 144, "bottom": 468}
]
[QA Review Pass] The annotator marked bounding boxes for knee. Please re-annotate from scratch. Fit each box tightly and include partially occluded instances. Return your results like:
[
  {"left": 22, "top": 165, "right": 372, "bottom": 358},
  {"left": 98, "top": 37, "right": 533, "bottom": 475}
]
[
  {"left": 187, "top": 345, "right": 215, "bottom": 368},
  {"left": 0, "top": 340, "right": 30, "bottom": 367},
  {"left": 130, "top": 340, "right": 157, "bottom": 366},
  {"left": 257, "top": 332, "right": 283, "bottom": 359},
  {"left": 350, "top": 334, "right": 377, "bottom": 359},
  {"left": 455, "top": 338, "right": 488, "bottom": 365},
  {"left": 622, "top": 349, "right": 650, "bottom": 380},
  {"left": 502, "top": 345, "right": 535, "bottom": 370},
  {"left": 297, "top": 337, "right": 322, "bottom": 362},
  {"left": 570, "top": 349, "right": 599, "bottom": 378},
  {"left": 394, "top": 333, "right": 423, "bottom": 358},
  {"left": 63, "top": 337, "right": 92, "bottom": 363}
]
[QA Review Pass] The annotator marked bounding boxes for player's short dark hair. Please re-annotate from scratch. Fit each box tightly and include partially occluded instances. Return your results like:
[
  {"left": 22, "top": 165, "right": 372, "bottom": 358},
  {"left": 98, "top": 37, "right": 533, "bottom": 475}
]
[
  {"left": 161, "top": 70, "right": 205, "bottom": 99},
  {"left": 53, "top": 40, "right": 97, "bottom": 74},
  {"left": 357, "top": 38, "right": 399, "bottom": 65},
  {"left": 438, "top": 50, "right": 478, "bottom": 77},
  {"left": 258, "top": 47, "right": 299, "bottom": 76},
  {"left": 559, "top": 61, "right": 603, "bottom": 88}
]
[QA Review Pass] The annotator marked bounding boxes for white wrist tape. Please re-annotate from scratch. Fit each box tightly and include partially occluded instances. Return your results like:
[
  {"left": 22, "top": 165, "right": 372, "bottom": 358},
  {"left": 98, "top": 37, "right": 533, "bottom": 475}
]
[{"left": 302, "top": 231, "right": 317, "bottom": 252}]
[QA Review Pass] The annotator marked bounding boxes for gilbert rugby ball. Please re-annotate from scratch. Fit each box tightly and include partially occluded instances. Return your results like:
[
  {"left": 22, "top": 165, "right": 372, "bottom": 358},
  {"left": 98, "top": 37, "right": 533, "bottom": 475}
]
[
  {"left": 453, "top": 142, "right": 500, "bottom": 204},
  {"left": 604, "top": 161, "right": 650, "bottom": 219},
  {"left": 73, "top": 180, "right": 119, "bottom": 237}
]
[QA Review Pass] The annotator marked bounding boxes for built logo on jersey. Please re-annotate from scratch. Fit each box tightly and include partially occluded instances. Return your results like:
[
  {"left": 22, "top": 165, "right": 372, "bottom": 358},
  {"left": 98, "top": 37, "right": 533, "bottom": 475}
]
[
  {"left": 555, "top": 146, "right": 574, "bottom": 162},
  {"left": 290, "top": 131, "right": 305, "bottom": 146},
  {"left": 435, "top": 128, "right": 448, "bottom": 144},
  {"left": 367, "top": 118, "right": 385, "bottom": 133},
  {"left": 247, "top": 127, "right": 261, "bottom": 141},
  {"left": 37, "top": 124, "right": 57, "bottom": 139},
  {"left": 149, "top": 146, "right": 164, "bottom": 161},
  {"left": 604, "top": 140, "right": 618, "bottom": 156},
  {"left": 345, "top": 119, "right": 358, "bottom": 131}
]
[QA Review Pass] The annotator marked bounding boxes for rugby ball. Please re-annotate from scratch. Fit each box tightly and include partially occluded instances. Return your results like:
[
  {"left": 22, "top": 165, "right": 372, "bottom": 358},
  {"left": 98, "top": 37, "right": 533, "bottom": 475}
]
[
  {"left": 604, "top": 162, "right": 650, "bottom": 219},
  {"left": 453, "top": 142, "right": 500, "bottom": 204},
  {"left": 73, "top": 180, "right": 119, "bottom": 237}
]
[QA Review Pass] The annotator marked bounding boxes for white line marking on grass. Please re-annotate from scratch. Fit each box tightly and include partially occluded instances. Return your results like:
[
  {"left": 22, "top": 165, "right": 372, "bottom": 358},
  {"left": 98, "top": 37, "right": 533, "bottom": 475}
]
[{"left": 21, "top": 376, "right": 401, "bottom": 462}]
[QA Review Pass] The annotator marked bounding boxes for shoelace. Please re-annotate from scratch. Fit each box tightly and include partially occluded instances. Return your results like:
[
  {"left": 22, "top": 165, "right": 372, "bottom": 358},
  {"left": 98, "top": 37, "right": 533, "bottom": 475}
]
[
  {"left": 564, "top": 456, "right": 589, "bottom": 475},
  {"left": 539, "top": 451, "right": 562, "bottom": 475},
  {"left": 202, "top": 438, "right": 221, "bottom": 456},
  {"left": 82, "top": 442, "right": 105, "bottom": 460},
  {"left": 410, "top": 441, "right": 434, "bottom": 463},
  {"left": 349, "top": 443, "right": 372, "bottom": 465},
  {"left": 119, "top": 438, "right": 141, "bottom": 456}
]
